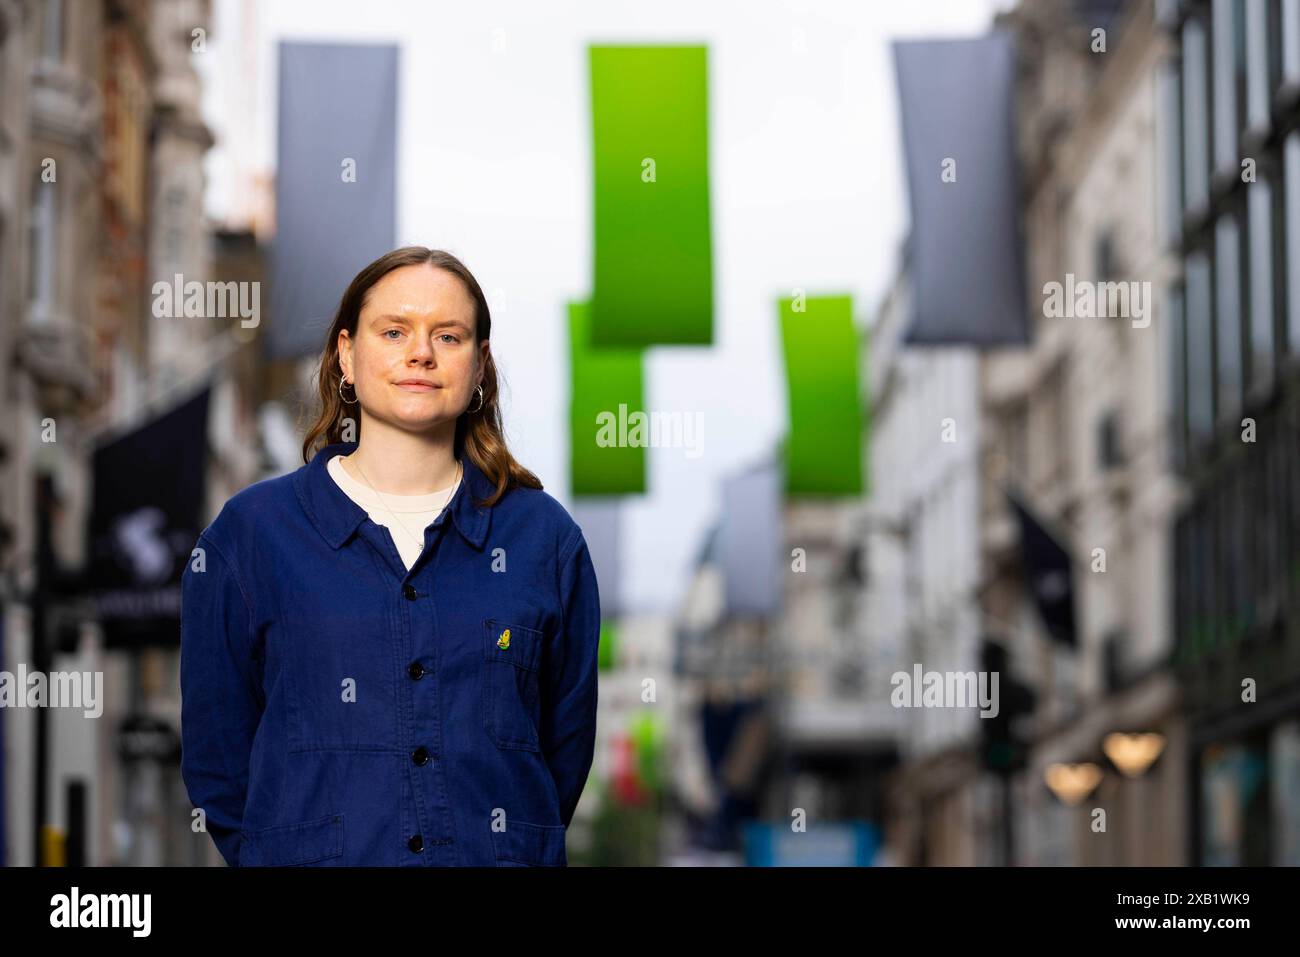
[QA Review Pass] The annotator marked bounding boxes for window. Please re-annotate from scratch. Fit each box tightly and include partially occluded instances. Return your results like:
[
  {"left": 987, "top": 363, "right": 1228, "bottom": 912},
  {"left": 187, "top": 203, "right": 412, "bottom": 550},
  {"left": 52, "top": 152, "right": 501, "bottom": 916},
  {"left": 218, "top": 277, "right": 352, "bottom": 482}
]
[
  {"left": 1283, "top": 0, "right": 1300, "bottom": 89},
  {"left": 1245, "top": 0, "right": 1271, "bottom": 133},
  {"left": 162, "top": 186, "right": 188, "bottom": 276},
  {"left": 27, "top": 171, "right": 56, "bottom": 322},
  {"left": 1168, "top": 283, "right": 1187, "bottom": 470},
  {"left": 1214, "top": 215, "right": 1243, "bottom": 425},
  {"left": 1033, "top": 368, "right": 1070, "bottom": 489},
  {"left": 1210, "top": 0, "right": 1242, "bottom": 176},
  {"left": 1158, "top": 59, "right": 1183, "bottom": 248},
  {"left": 1286, "top": 131, "right": 1300, "bottom": 357},
  {"left": 1101, "top": 628, "right": 1127, "bottom": 692},
  {"left": 39, "top": 0, "right": 64, "bottom": 64},
  {"left": 1187, "top": 251, "right": 1214, "bottom": 441},
  {"left": 1095, "top": 227, "right": 1117, "bottom": 283},
  {"left": 1097, "top": 410, "right": 1124, "bottom": 470},
  {"left": 1246, "top": 175, "right": 1275, "bottom": 394},
  {"left": 1182, "top": 16, "right": 1211, "bottom": 215}
]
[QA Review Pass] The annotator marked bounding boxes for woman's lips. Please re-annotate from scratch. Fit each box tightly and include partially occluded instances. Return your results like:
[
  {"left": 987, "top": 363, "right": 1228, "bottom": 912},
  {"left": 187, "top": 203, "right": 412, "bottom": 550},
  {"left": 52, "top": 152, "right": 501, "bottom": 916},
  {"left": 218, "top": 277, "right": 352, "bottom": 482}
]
[{"left": 395, "top": 381, "right": 440, "bottom": 392}]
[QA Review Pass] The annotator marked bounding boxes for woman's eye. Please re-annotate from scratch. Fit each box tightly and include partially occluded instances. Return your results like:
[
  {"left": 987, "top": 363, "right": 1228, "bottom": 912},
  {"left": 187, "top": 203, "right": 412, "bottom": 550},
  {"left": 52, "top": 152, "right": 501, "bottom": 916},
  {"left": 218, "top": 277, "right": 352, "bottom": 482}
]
[
  {"left": 439, "top": 334, "right": 459, "bottom": 344},
  {"left": 384, "top": 329, "right": 402, "bottom": 340}
]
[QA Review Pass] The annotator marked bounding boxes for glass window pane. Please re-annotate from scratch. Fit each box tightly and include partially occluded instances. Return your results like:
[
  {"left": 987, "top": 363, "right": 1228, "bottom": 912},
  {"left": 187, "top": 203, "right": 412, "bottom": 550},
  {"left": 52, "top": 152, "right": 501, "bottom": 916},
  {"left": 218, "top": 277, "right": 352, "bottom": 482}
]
[
  {"left": 27, "top": 173, "right": 56, "bottom": 319},
  {"left": 40, "top": 0, "right": 63, "bottom": 63},
  {"left": 1248, "top": 178, "right": 1275, "bottom": 391},
  {"left": 1159, "top": 61, "right": 1183, "bottom": 247},
  {"left": 1183, "top": 17, "right": 1211, "bottom": 213},
  {"left": 1168, "top": 283, "right": 1187, "bottom": 469},
  {"left": 1267, "top": 1, "right": 1284, "bottom": 96},
  {"left": 1246, "top": 0, "right": 1270, "bottom": 130},
  {"left": 1212, "top": 0, "right": 1238, "bottom": 173},
  {"left": 1187, "top": 250, "right": 1214, "bottom": 439},
  {"left": 1286, "top": 132, "right": 1300, "bottom": 354},
  {"left": 1214, "top": 216, "right": 1243, "bottom": 421},
  {"left": 1284, "top": 0, "right": 1300, "bottom": 87}
]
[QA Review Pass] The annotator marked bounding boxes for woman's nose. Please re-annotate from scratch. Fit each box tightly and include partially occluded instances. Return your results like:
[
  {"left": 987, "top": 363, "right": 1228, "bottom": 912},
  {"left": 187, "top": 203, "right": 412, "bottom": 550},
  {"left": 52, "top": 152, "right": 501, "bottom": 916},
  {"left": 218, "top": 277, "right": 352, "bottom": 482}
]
[{"left": 407, "top": 336, "right": 436, "bottom": 364}]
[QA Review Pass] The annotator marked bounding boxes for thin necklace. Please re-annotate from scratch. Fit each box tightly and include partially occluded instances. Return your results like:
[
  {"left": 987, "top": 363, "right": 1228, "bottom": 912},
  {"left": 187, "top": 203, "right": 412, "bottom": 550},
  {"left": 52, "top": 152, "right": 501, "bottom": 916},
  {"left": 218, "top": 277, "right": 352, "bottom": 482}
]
[{"left": 348, "top": 455, "right": 462, "bottom": 554}]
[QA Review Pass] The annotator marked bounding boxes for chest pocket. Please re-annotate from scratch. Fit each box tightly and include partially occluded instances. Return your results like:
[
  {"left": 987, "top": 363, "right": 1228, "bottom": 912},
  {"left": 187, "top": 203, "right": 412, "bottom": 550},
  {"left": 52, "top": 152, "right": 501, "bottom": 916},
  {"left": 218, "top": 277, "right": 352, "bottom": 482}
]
[{"left": 482, "top": 618, "right": 544, "bottom": 751}]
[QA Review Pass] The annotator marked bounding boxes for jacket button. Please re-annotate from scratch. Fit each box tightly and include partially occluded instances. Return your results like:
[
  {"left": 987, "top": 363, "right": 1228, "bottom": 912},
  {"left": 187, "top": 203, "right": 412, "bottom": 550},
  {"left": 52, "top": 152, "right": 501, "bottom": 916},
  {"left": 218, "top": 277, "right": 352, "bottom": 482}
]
[
  {"left": 402, "top": 583, "right": 418, "bottom": 601},
  {"left": 408, "top": 661, "right": 424, "bottom": 680},
  {"left": 408, "top": 834, "right": 424, "bottom": 853},
  {"left": 412, "top": 746, "right": 429, "bottom": 765}
]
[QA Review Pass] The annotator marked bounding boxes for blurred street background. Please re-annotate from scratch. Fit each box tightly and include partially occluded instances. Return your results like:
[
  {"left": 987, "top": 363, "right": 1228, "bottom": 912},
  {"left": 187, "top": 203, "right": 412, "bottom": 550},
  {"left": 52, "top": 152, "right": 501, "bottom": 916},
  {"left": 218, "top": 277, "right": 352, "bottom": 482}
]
[{"left": 1, "top": 0, "right": 1299, "bottom": 866}]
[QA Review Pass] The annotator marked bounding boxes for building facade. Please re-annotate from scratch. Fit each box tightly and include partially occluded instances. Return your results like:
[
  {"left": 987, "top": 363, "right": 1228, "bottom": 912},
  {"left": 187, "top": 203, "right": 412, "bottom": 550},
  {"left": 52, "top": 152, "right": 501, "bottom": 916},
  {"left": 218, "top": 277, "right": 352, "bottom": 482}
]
[
  {"left": 0, "top": 0, "right": 243, "bottom": 866},
  {"left": 979, "top": 0, "right": 1189, "bottom": 866},
  {"left": 871, "top": 256, "right": 991, "bottom": 866},
  {"left": 1166, "top": 0, "right": 1300, "bottom": 866}
]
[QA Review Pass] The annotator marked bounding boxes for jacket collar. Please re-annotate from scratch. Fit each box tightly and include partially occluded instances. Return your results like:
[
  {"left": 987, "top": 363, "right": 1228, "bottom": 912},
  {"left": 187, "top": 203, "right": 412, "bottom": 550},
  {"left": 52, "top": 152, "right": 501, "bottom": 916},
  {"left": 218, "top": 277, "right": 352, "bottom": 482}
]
[{"left": 294, "top": 439, "right": 493, "bottom": 552}]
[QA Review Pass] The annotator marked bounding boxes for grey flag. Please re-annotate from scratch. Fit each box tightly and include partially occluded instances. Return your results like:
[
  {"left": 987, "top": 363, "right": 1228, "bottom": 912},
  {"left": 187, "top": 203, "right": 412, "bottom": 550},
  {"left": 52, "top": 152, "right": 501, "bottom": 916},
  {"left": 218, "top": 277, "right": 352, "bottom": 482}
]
[
  {"left": 268, "top": 42, "right": 399, "bottom": 359},
  {"left": 571, "top": 497, "right": 621, "bottom": 617},
  {"left": 721, "top": 452, "right": 783, "bottom": 616},
  {"left": 893, "top": 32, "right": 1028, "bottom": 346}
]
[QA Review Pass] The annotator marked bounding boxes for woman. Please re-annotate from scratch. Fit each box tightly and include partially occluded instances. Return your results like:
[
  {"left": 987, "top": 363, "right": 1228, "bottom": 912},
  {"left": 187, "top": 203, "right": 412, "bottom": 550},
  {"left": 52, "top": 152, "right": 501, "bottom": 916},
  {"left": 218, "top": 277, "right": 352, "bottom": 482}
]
[{"left": 179, "top": 247, "right": 601, "bottom": 867}]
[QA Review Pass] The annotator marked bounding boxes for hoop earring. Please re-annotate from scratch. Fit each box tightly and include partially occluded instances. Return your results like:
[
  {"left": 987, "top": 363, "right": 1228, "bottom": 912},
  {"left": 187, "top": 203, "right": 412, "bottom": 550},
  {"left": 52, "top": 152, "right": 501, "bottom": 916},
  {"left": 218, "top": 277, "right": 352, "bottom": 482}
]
[
  {"left": 467, "top": 383, "right": 484, "bottom": 414},
  {"left": 339, "top": 378, "right": 359, "bottom": 405}
]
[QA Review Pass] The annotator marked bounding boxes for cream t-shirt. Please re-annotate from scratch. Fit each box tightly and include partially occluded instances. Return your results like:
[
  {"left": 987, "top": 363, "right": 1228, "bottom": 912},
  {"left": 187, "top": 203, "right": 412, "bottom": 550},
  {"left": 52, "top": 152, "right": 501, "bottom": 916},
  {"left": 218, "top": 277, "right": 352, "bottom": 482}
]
[{"left": 327, "top": 454, "right": 461, "bottom": 570}]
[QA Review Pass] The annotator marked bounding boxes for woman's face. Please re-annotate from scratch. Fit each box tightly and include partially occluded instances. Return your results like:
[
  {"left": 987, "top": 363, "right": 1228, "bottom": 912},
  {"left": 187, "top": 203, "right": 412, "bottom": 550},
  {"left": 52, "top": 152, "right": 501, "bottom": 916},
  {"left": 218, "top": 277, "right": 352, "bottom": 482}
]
[{"left": 339, "top": 263, "right": 489, "bottom": 434}]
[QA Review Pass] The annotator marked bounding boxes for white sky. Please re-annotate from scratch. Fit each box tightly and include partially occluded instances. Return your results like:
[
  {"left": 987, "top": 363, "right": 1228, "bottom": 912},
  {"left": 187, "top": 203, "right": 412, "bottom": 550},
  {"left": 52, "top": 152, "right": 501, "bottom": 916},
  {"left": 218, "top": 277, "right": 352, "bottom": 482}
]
[{"left": 196, "top": 0, "right": 1005, "bottom": 613}]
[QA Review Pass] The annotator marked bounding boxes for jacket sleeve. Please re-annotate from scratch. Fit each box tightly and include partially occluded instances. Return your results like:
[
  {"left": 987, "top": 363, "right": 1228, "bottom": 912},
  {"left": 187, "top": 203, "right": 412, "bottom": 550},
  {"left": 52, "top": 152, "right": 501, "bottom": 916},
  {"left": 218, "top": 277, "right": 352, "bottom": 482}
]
[
  {"left": 540, "top": 526, "right": 602, "bottom": 828},
  {"left": 179, "top": 532, "right": 264, "bottom": 867}
]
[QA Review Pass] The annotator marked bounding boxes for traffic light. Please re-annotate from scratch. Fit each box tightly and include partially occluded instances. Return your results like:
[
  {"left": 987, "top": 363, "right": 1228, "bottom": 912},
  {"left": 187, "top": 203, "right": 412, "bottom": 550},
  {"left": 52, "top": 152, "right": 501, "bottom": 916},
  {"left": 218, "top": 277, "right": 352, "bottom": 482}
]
[{"left": 980, "top": 637, "right": 1037, "bottom": 773}]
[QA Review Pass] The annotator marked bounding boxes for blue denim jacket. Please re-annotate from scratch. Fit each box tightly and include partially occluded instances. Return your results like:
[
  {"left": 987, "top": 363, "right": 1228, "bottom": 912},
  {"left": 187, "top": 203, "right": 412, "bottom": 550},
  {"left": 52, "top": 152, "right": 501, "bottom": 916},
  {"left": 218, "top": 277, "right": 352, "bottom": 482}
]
[{"left": 179, "top": 440, "right": 601, "bottom": 866}]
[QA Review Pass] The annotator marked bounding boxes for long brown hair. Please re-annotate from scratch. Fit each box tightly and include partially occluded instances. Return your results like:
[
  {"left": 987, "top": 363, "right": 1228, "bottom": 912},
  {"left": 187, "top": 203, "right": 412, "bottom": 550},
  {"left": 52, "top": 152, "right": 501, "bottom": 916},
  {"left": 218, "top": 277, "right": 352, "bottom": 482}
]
[{"left": 300, "top": 246, "right": 542, "bottom": 506}]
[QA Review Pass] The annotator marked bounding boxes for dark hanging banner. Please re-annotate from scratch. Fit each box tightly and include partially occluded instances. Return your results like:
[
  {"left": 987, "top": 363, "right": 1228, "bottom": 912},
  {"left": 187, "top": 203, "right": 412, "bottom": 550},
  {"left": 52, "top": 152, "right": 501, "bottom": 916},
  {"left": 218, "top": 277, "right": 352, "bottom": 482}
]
[
  {"left": 892, "top": 32, "right": 1028, "bottom": 346},
  {"left": 268, "top": 41, "right": 399, "bottom": 360},
  {"left": 87, "top": 385, "right": 211, "bottom": 648},
  {"left": 1005, "top": 488, "right": 1077, "bottom": 649}
]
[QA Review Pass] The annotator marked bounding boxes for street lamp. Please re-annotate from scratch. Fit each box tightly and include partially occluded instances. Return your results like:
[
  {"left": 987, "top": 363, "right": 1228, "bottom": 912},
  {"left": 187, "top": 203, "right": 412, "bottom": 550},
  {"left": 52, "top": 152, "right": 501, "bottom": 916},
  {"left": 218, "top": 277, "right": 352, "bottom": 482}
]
[
  {"left": 1103, "top": 731, "right": 1166, "bottom": 777},
  {"left": 1044, "top": 762, "right": 1104, "bottom": 805}
]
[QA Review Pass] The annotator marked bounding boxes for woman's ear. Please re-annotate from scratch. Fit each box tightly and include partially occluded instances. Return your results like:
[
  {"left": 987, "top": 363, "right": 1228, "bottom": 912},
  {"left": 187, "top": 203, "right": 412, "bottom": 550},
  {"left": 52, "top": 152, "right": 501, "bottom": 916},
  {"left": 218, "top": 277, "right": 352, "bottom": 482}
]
[{"left": 338, "top": 330, "right": 353, "bottom": 380}]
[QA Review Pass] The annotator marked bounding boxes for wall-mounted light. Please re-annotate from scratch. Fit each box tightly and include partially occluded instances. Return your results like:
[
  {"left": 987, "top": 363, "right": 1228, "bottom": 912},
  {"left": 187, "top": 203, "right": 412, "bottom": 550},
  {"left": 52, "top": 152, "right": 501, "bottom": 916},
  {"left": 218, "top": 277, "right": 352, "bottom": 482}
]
[
  {"left": 1103, "top": 732, "right": 1165, "bottom": 777},
  {"left": 1044, "top": 762, "right": 1104, "bottom": 805}
]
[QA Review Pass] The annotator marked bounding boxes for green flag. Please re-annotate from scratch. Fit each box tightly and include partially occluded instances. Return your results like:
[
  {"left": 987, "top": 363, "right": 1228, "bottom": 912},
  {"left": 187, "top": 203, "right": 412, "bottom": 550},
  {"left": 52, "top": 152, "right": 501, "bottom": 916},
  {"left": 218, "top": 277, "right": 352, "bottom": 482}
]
[
  {"left": 589, "top": 45, "right": 713, "bottom": 347},
  {"left": 598, "top": 619, "right": 618, "bottom": 671},
  {"left": 569, "top": 300, "right": 646, "bottom": 495},
  {"left": 778, "top": 294, "right": 866, "bottom": 496},
  {"left": 630, "top": 711, "right": 663, "bottom": 794}
]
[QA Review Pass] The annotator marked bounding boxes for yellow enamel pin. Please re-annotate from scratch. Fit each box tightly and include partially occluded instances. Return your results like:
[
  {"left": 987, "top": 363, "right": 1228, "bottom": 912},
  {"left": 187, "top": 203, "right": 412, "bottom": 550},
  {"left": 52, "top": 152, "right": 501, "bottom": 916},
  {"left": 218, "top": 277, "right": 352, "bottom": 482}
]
[{"left": 497, "top": 628, "right": 511, "bottom": 650}]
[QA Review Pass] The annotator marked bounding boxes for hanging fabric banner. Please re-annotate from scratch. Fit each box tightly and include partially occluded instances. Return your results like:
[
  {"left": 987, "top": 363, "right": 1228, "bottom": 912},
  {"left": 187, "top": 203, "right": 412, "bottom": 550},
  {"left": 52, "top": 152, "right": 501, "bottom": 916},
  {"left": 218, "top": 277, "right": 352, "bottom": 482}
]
[
  {"left": 268, "top": 41, "right": 399, "bottom": 359},
  {"left": 893, "top": 32, "right": 1028, "bottom": 346},
  {"left": 778, "top": 294, "right": 865, "bottom": 496},
  {"left": 589, "top": 45, "right": 713, "bottom": 347},
  {"left": 569, "top": 299, "right": 646, "bottom": 495}
]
